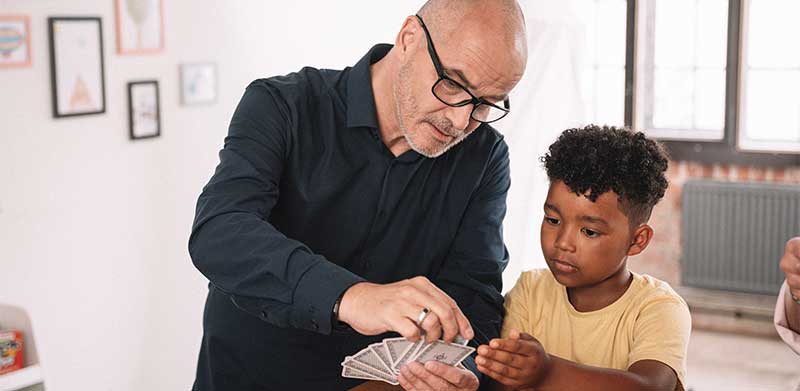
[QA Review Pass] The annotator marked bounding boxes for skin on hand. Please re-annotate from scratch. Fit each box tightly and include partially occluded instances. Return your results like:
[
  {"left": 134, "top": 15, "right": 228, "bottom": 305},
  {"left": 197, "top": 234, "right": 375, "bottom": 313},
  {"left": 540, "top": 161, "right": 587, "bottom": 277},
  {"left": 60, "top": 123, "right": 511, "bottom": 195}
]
[
  {"left": 397, "top": 361, "right": 479, "bottom": 391},
  {"left": 780, "top": 237, "right": 800, "bottom": 299},
  {"left": 338, "top": 277, "right": 474, "bottom": 343},
  {"left": 475, "top": 329, "right": 550, "bottom": 389}
]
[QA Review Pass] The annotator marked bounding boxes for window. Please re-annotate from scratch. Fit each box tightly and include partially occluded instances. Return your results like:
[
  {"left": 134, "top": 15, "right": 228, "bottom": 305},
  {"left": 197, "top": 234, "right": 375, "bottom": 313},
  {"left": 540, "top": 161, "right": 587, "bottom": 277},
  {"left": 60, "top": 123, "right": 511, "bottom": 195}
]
[
  {"left": 635, "top": 0, "right": 728, "bottom": 141},
  {"left": 577, "top": 0, "right": 628, "bottom": 126},
  {"left": 738, "top": 0, "right": 800, "bottom": 153},
  {"left": 623, "top": 0, "right": 800, "bottom": 165}
]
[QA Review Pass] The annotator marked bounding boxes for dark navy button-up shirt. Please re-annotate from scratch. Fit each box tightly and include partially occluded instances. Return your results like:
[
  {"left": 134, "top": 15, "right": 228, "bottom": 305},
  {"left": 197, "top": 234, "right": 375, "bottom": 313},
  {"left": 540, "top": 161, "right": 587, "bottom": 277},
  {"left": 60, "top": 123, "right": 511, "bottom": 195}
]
[{"left": 189, "top": 44, "right": 510, "bottom": 390}]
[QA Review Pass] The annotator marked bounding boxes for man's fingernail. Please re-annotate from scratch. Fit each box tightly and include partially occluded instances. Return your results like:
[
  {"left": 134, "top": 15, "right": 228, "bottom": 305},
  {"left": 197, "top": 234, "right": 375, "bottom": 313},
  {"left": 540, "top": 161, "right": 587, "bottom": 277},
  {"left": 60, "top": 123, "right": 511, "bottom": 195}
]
[{"left": 424, "top": 361, "right": 437, "bottom": 370}]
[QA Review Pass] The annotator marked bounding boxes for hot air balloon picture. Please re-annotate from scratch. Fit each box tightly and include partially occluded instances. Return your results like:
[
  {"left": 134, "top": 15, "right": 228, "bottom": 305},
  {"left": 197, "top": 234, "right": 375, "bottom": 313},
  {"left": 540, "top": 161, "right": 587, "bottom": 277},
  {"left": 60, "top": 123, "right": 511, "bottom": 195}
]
[
  {"left": 0, "top": 15, "right": 31, "bottom": 68},
  {"left": 128, "top": 80, "right": 160, "bottom": 140},
  {"left": 115, "top": 0, "right": 164, "bottom": 54},
  {"left": 48, "top": 17, "right": 106, "bottom": 117}
]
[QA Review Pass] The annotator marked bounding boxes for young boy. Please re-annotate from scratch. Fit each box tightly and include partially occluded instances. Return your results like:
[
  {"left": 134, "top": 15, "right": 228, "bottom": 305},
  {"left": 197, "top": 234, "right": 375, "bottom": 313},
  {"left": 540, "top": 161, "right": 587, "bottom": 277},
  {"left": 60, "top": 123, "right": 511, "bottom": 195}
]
[{"left": 476, "top": 125, "right": 691, "bottom": 391}]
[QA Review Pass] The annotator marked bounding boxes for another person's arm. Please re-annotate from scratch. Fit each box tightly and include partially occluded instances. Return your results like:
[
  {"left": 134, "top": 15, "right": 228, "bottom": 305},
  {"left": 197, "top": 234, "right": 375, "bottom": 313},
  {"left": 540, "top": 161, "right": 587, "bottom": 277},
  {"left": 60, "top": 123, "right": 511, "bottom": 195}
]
[{"left": 776, "top": 237, "right": 800, "bottom": 354}]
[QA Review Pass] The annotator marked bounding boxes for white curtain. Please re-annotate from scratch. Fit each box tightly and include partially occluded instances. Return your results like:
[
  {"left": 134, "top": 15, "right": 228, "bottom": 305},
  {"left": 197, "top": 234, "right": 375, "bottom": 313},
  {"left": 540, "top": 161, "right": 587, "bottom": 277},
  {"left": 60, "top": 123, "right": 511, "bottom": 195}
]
[{"left": 501, "top": 0, "right": 594, "bottom": 292}]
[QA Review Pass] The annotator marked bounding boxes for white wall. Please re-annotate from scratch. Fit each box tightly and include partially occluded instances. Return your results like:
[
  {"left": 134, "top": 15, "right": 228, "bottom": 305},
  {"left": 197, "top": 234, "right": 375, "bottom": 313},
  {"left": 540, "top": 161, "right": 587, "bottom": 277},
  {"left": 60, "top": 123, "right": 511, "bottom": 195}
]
[
  {"left": 0, "top": 1, "right": 425, "bottom": 390},
  {"left": 0, "top": 1, "right": 586, "bottom": 390}
]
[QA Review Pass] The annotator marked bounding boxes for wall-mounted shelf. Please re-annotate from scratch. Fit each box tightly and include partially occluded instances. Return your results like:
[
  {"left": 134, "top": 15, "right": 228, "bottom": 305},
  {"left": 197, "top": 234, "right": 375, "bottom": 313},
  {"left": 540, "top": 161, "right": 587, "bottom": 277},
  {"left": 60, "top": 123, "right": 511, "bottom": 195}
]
[{"left": 0, "top": 364, "right": 43, "bottom": 391}]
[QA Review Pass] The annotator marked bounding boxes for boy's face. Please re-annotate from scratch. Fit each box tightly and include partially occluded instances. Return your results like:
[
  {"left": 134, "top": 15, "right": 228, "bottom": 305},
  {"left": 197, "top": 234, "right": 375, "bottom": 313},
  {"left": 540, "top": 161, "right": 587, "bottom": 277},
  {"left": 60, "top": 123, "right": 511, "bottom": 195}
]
[{"left": 540, "top": 181, "right": 650, "bottom": 288}]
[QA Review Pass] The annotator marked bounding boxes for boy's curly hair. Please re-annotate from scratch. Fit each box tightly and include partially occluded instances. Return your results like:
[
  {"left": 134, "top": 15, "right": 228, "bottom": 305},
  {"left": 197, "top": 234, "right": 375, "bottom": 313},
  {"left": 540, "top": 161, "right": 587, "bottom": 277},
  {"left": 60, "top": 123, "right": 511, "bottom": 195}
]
[{"left": 540, "top": 124, "right": 669, "bottom": 225}]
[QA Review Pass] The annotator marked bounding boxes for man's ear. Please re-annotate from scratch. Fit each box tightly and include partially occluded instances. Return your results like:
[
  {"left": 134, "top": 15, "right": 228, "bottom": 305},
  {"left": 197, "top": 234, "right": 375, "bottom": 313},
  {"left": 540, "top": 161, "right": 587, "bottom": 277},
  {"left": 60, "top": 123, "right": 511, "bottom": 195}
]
[
  {"left": 395, "top": 16, "right": 420, "bottom": 55},
  {"left": 627, "top": 224, "right": 654, "bottom": 257}
]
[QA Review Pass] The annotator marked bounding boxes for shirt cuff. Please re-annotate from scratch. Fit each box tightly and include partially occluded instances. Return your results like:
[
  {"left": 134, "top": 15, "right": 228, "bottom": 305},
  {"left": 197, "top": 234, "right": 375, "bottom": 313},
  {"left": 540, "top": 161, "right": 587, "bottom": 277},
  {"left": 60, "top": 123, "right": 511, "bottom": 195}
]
[
  {"left": 290, "top": 256, "right": 366, "bottom": 334},
  {"left": 775, "top": 281, "right": 800, "bottom": 355}
]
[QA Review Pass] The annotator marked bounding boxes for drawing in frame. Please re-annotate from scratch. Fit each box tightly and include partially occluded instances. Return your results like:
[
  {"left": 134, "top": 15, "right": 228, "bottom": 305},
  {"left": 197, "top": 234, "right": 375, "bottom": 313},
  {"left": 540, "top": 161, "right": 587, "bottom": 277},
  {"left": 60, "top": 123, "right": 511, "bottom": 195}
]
[
  {"left": 0, "top": 15, "right": 32, "bottom": 68},
  {"left": 48, "top": 17, "right": 106, "bottom": 118},
  {"left": 180, "top": 62, "right": 217, "bottom": 106},
  {"left": 128, "top": 80, "right": 160, "bottom": 140},
  {"left": 115, "top": 0, "right": 164, "bottom": 55}
]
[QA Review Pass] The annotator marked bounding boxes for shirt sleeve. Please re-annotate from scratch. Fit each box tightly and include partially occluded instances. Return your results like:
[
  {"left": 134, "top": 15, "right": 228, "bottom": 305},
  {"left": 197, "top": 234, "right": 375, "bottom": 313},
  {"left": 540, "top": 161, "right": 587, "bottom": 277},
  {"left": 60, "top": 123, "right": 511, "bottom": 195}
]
[
  {"left": 774, "top": 280, "right": 800, "bottom": 355},
  {"left": 628, "top": 297, "right": 692, "bottom": 390},
  {"left": 188, "top": 80, "right": 365, "bottom": 335},
  {"left": 500, "top": 272, "right": 531, "bottom": 339},
  {"left": 432, "top": 138, "right": 510, "bottom": 382}
]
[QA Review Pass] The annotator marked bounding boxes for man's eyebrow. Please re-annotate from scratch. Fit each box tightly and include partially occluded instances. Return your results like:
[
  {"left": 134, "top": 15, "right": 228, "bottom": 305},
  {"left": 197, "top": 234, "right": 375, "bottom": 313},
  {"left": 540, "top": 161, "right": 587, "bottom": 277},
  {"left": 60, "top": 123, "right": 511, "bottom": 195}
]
[{"left": 445, "top": 68, "right": 507, "bottom": 103}]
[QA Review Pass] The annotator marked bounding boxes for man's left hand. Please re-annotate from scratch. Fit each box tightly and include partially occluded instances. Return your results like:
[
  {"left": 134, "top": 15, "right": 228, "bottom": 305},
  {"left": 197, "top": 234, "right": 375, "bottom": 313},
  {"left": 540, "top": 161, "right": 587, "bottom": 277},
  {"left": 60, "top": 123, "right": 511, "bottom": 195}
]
[{"left": 398, "top": 361, "right": 479, "bottom": 391}]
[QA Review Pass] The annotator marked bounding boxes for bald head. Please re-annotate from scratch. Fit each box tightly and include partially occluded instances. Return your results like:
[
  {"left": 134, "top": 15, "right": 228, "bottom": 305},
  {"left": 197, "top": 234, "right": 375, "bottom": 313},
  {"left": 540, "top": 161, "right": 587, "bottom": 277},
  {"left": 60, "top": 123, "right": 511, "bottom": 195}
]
[{"left": 418, "top": 0, "right": 526, "bottom": 47}]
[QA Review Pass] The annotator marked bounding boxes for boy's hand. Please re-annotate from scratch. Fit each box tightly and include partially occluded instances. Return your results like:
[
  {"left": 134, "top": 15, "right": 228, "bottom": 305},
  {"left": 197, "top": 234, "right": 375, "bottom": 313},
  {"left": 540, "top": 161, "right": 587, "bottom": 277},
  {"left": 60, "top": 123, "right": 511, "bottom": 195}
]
[{"left": 475, "top": 329, "right": 551, "bottom": 389}]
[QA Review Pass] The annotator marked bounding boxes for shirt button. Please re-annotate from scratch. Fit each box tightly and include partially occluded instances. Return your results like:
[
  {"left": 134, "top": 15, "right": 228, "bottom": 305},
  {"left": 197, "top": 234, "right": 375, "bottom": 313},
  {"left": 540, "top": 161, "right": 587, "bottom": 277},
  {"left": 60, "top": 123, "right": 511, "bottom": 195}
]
[{"left": 363, "top": 259, "right": 371, "bottom": 270}]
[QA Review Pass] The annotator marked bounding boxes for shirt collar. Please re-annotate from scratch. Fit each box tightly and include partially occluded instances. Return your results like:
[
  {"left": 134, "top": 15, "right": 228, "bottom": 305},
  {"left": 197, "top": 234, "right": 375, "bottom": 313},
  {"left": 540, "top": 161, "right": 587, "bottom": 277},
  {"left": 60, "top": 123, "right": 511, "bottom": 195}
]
[{"left": 346, "top": 44, "right": 393, "bottom": 129}]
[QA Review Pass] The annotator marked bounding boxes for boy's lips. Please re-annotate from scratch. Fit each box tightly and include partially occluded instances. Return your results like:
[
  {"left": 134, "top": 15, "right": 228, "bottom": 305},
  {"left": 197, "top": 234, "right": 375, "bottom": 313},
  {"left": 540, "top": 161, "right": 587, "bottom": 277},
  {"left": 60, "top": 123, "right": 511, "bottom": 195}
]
[{"left": 551, "top": 259, "right": 578, "bottom": 273}]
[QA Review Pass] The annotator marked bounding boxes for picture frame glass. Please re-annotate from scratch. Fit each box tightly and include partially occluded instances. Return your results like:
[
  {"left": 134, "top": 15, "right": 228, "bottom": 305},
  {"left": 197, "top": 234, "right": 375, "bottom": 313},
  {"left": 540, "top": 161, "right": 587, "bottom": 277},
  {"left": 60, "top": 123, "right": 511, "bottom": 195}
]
[
  {"left": 51, "top": 18, "right": 105, "bottom": 116},
  {"left": 130, "top": 82, "right": 159, "bottom": 139},
  {"left": 0, "top": 16, "right": 31, "bottom": 67},
  {"left": 116, "top": 0, "right": 163, "bottom": 53},
  {"left": 181, "top": 64, "right": 216, "bottom": 105}
]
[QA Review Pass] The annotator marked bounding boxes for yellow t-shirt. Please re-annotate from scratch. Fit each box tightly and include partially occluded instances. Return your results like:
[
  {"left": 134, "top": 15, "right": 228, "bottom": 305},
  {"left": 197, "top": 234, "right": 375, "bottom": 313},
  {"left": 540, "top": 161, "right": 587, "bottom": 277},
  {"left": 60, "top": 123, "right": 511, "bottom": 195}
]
[{"left": 502, "top": 269, "right": 691, "bottom": 389}]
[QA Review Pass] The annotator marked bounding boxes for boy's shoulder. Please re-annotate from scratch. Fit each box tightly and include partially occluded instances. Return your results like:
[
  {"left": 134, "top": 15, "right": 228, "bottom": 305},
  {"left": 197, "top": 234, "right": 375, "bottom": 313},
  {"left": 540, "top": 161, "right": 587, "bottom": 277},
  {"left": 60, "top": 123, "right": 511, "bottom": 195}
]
[{"left": 627, "top": 272, "right": 688, "bottom": 310}]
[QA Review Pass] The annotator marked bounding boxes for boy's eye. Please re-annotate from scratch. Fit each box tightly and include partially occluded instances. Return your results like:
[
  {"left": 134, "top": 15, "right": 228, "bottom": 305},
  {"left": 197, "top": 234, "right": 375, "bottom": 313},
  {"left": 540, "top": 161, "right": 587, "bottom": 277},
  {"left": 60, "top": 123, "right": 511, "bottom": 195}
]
[
  {"left": 544, "top": 217, "right": 560, "bottom": 225},
  {"left": 582, "top": 228, "right": 600, "bottom": 238}
]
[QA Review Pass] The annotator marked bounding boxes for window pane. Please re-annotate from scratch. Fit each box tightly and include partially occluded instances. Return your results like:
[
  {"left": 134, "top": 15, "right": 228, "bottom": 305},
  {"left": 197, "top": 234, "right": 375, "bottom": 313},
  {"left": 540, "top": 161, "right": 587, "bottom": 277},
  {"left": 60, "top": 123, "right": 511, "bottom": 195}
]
[
  {"left": 595, "top": 68, "right": 626, "bottom": 126},
  {"left": 695, "top": 69, "right": 726, "bottom": 130},
  {"left": 637, "top": 0, "right": 727, "bottom": 140},
  {"left": 743, "top": 71, "right": 800, "bottom": 143},
  {"left": 577, "top": 0, "right": 626, "bottom": 126},
  {"left": 654, "top": 0, "right": 696, "bottom": 68},
  {"left": 747, "top": 0, "right": 800, "bottom": 68},
  {"left": 739, "top": 0, "right": 800, "bottom": 152},
  {"left": 653, "top": 69, "right": 693, "bottom": 129}
]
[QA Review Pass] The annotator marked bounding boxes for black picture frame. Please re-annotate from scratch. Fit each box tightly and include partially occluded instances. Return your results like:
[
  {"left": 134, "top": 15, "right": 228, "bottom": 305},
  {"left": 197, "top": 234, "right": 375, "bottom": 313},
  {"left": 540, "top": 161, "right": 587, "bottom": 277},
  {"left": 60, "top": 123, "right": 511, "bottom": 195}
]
[
  {"left": 48, "top": 16, "right": 106, "bottom": 118},
  {"left": 127, "top": 80, "right": 161, "bottom": 140}
]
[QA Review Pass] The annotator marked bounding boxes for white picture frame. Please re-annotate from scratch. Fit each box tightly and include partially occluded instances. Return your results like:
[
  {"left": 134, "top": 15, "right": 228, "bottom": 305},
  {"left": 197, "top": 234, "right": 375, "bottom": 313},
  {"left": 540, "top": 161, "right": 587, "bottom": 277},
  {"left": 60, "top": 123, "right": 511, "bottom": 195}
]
[{"left": 180, "top": 63, "right": 217, "bottom": 106}]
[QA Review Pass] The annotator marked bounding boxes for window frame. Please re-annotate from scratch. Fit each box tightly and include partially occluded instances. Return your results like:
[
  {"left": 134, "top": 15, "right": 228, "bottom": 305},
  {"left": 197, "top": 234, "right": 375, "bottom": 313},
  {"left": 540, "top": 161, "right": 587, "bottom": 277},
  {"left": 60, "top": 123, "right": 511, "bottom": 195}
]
[{"left": 625, "top": 0, "right": 800, "bottom": 166}]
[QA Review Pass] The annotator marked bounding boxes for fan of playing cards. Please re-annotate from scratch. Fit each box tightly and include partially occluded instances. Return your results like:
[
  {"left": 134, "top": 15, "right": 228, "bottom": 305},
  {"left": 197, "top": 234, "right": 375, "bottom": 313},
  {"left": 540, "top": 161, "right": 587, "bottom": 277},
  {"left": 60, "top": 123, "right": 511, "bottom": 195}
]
[{"left": 341, "top": 337, "right": 475, "bottom": 385}]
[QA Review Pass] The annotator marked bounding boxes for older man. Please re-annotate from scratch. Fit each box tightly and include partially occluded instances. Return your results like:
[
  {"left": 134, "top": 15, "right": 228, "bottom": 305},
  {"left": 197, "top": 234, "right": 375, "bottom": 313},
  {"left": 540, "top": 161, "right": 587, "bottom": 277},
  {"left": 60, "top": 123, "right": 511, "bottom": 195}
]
[
  {"left": 776, "top": 237, "right": 800, "bottom": 354},
  {"left": 188, "top": 1, "right": 528, "bottom": 390}
]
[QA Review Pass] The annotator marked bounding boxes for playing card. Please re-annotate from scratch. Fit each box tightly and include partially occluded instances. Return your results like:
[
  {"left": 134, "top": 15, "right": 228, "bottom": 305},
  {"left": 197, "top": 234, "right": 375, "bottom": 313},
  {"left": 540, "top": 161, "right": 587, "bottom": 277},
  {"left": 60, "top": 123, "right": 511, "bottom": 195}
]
[
  {"left": 413, "top": 340, "right": 475, "bottom": 366},
  {"left": 342, "top": 365, "right": 381, "bottom": 381},
  {"left": 369, "top": 343, "right": 394, "bottom": 374},
  {"left": 348, "top": 346, "right": 394, "bottom": 377},
  {"left": 342, "top": 359, "right": 399, "bottom": 385},
  {"left": 391, "top": 339, "right": 425, "bottom": 373},
  {"left": 383, "top": 337, "right": 414, "bottom": 367}
]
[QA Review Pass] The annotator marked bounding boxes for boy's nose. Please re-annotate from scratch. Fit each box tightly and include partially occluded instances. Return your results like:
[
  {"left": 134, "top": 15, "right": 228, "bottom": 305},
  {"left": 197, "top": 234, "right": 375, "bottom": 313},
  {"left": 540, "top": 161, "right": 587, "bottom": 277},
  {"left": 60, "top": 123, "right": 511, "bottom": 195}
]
[{"left": 554, "top": 232, "right": 577, "bottom": 253}]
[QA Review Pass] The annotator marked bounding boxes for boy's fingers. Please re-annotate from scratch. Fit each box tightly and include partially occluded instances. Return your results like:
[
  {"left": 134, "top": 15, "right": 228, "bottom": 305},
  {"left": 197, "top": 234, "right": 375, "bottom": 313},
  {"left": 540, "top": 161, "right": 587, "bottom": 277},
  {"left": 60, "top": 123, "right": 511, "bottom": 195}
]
[
  {"left": 476, "top": 346, "right": 526, "bottom": 370},
  {"left": 489, "top": 337, "right": 541, "bottom": 357},
  {"left": 476, "top": 363, "right": 522, "bottom": 388},
  {"left": 475, "top": 355, "right": 522, "bottom": 378}
]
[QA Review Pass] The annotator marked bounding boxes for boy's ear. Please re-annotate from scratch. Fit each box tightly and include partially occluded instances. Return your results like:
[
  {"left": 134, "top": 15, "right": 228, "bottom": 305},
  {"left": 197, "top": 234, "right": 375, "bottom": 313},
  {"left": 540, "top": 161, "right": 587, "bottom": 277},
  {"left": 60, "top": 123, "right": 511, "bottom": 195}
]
[{"left": 627, "top": 224, "right": 654, "bottom": 256}]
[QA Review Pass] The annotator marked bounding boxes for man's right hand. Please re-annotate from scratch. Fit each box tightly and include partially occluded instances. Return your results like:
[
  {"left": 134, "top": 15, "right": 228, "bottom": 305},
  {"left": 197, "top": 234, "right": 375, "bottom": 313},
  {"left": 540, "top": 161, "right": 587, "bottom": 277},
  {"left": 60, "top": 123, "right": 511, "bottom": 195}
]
[{"left": 338, "top": 277, "right": 474, "bottom": 343}]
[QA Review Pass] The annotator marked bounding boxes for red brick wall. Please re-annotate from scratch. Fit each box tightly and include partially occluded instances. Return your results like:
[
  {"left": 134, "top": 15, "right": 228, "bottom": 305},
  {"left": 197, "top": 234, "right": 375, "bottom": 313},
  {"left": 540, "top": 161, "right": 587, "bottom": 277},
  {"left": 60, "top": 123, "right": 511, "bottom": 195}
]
[{"left": 629, "top": 161, "right": 800, "bottom": 285}]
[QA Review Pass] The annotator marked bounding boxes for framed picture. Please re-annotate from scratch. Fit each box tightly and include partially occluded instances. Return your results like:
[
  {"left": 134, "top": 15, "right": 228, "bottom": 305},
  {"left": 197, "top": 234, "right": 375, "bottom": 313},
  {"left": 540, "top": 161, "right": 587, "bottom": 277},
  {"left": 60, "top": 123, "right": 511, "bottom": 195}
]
[
  {"left": 115, "top": 0, "right": 164, "bottom": 54},
  {"left": 0, "top": 15, "right": 31, "bottom": 68},
  {"left": 128, "top": 80, "right": 160, "bottom": 140},
  {"left": 48, "top": 17, "right": 106, "bottom": 118},
  {"left": 180, "top": 63, "right": 217, "bottom": 105}
]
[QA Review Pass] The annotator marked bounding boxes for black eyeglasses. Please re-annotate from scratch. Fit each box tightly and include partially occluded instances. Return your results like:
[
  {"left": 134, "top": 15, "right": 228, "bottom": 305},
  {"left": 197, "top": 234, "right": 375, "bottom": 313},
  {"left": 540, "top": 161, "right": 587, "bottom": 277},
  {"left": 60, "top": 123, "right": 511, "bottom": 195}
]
[{"left": 415, "top": 14, "right": 511, "bottom": 124}]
